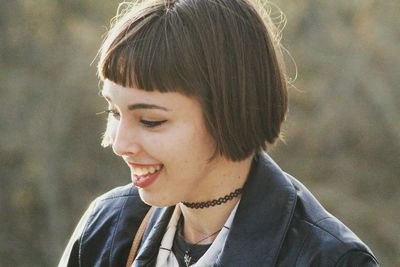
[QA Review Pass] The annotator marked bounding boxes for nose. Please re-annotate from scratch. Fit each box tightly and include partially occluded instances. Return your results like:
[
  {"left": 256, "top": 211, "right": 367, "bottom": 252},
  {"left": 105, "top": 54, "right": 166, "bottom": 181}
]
[{"left": 111, "top": 120, "right": 141, "bottom": 157}]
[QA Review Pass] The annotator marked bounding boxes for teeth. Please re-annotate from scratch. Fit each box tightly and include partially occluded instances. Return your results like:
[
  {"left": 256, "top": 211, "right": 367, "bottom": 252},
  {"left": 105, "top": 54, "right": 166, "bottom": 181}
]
[{"left": 133, "top": 165, "right": 162, "bottom": 176}]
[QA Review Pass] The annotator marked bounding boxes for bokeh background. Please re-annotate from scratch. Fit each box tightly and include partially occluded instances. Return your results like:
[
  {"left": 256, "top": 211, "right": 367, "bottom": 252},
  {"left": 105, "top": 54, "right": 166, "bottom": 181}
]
[{"left": 1, "top": 0, "right": 399, "bottom": 266}]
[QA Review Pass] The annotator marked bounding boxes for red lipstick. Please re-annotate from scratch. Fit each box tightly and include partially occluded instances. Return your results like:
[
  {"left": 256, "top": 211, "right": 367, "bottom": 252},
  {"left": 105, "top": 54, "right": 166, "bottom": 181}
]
[{"left": 128, "top": 163, "right": 163, "bottom": 188}]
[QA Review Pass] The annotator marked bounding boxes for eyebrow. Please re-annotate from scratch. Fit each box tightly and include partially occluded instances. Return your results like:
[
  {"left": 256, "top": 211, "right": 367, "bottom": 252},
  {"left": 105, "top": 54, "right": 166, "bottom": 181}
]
[
  {"left": 128, "top": 103, "right": 168, "bottom": 111},
  {"left": 100, "top": 91, "right": 169, "bottom": 111}
]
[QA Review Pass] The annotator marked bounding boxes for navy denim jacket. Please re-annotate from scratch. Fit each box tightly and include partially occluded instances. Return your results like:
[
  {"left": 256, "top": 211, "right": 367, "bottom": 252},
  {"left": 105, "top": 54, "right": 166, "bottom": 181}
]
[{"left": 59, "top": 153, "right": 379, "bottom": 266}]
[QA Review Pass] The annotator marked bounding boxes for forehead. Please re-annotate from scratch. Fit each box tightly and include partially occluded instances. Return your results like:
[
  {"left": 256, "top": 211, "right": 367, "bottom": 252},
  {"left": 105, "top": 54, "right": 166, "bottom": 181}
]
[
  {"left": 101, "top": 80, "right": 201, "bottom": 112},
  {"left": 102, "top": 80, "right": 164, "bottom": 99}
]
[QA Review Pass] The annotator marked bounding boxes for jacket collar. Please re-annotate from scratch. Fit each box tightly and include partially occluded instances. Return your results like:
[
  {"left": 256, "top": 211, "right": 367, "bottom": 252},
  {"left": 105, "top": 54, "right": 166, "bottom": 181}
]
[
  {"left": 216, "top": 153, "right": 297, "bottom": 266},
  {"left": 134, "top": 153, "right": 297, "bottom": 266}
]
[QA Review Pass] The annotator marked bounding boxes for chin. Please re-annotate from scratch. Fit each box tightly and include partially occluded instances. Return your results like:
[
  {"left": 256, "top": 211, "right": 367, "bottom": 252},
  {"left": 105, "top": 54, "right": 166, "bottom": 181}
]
[{"left": 138, "top": 189, "right": 178, "bottom": 208}]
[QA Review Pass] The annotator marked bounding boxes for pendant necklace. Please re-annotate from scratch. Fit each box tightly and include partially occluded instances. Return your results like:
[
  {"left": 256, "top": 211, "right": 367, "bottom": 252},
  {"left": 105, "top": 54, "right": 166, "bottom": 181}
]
[{"left": 183, "top": 228, "right": 222, "bottom": 267}]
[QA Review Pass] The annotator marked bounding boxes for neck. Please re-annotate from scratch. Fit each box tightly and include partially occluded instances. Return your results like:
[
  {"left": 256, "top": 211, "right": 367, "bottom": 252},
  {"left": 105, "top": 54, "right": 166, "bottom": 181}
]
[{"left": 179, "top": 155, "right": 253, "bottom": 244}]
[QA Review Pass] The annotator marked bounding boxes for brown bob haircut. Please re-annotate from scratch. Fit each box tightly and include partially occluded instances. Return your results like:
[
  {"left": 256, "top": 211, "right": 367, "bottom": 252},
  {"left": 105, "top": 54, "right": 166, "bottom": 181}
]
[{"left": 98, "top": 0, "right": 288, "bottom": 162}]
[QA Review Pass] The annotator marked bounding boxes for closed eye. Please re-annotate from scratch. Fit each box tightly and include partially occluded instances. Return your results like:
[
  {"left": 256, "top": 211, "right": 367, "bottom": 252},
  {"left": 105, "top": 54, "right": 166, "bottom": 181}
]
[
  {"left": 141, "top": 119, "right": 167, "bottom": 128},
  {"left": 98, "top": 109, "right": 166, "bottom": 127}
]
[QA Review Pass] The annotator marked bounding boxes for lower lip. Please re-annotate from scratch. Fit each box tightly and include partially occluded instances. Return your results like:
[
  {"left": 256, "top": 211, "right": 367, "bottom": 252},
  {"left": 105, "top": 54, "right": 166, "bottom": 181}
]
[{"left": 132, "top": 166, "right": 163, "bottom": 188}]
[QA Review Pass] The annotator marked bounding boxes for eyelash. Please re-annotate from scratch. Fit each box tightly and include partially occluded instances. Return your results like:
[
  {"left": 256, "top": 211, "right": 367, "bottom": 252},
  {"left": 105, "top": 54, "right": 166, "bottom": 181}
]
[
  {"left": 104, "top": 109, "right": 120, "bottom": 119},
  {"left": 102, "top": 109, "right": 167, "bottom": 128},
  {"left": 141, "top": 120, "right": 167, "bottom": 128}
]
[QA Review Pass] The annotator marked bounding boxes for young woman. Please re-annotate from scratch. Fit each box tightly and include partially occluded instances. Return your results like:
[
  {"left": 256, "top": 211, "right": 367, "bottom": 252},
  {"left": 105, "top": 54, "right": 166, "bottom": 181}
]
[{"left": 59, "top": 0, "right": 378, "bottom": 266}]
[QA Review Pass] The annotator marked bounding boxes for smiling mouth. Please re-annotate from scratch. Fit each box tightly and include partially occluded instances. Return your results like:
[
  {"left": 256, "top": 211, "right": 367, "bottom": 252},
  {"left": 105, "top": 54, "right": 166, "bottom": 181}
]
[
  {"left": 131, "top": 164, "right": 162, "bottom": 176},
  {"left": 128, "top": 164, "right": 164, "bottom": 188}
]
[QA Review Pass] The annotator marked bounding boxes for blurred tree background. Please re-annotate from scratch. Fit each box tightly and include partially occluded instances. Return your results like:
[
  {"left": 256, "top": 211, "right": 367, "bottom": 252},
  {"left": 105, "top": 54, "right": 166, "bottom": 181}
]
[{"left": 0, "top": 0, "right": 398, "bottom": 266}]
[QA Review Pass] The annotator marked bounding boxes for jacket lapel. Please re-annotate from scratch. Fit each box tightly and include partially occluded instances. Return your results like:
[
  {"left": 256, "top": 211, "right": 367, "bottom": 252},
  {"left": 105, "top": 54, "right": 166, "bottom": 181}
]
[
  {"left": 216, "top": 153, "right": 297, "bottom": 266},
  {"left": 133, "top": 206, "right": 175, "bottom": 267}
]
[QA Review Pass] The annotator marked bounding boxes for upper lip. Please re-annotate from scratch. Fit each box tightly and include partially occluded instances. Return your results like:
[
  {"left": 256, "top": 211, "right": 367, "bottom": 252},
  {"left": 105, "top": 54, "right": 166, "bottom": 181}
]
[{"left": 126, "top": 162, "right": 163, "bottom": 168}]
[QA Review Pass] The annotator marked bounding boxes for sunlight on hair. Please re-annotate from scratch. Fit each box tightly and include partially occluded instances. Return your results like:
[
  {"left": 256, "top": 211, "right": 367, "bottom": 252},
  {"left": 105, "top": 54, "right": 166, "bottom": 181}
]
[{"left": 252, "top": 0, "right": 298, "bottom": 87}]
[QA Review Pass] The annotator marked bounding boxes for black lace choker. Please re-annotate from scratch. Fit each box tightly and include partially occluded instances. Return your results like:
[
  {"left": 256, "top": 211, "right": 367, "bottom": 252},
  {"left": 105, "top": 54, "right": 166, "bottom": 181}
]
[{"left": 182, "top": 188, "right": 243, "bottom": 209}]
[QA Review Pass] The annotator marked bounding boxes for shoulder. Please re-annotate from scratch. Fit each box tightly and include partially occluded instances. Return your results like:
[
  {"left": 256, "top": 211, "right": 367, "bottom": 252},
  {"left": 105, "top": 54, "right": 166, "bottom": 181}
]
[
  {"left": 59, "top": 184, "right": 151, "bottom": 267},
  {"left": 95, "top": 183, "right": 140, "bottom": 201},
  {"left": 86, "top": 184, "right": 148, "bottom": 228},
  {"left": 237, "top": 154, "right": 379, "bottom": 266},
  {"left": 83, "top": 184, "right": 150, "bottom": 266},
  {"left": 282, "top": 173, "right": 379, "bottom": 266},
  {"left": 86, "top": 184, "right": 149, "bottom": 227}
]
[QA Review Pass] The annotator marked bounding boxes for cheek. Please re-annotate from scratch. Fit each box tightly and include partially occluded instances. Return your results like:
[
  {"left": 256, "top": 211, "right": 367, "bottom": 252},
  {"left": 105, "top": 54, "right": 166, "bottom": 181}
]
[
  {"left": 139, "top": 121, "right": 215, "bottom": 167},
  {"left": 143, "top": 131, "right": 180, "bottom": 156},
  {"left": 192, "top": 121, "right": 216, "bottom": 154},
  {"left": 174, "top": 123, "right": 215, "bottom": 163},
  {"left": 141, "top": 126, "right": 193, "bottom": 162}
]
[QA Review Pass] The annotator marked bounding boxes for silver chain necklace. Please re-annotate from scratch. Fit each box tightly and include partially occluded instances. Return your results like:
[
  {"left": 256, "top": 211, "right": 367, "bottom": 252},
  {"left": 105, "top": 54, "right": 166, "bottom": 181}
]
[{"left": 183, "top": 228, "right": 221, "bottom": 267}]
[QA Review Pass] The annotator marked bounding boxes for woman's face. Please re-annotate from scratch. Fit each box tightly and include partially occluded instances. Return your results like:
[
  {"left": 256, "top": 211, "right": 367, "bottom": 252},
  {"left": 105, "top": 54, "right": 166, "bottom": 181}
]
[{"left": 101, "top": 80, "right": 224, "bottom": 207}]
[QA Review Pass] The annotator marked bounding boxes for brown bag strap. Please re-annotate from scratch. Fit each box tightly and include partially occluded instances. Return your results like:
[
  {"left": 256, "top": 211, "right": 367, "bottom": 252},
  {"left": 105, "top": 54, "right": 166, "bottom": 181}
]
[{"left": 126, "top": 207, "right": 154, "bottom": 267}]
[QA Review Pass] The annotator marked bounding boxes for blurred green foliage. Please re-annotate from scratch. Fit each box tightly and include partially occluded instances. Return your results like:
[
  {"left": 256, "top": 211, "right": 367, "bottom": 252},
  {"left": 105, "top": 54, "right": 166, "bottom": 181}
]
[{"left": 0, "top": 0, "right": 399, "bottom": 266}]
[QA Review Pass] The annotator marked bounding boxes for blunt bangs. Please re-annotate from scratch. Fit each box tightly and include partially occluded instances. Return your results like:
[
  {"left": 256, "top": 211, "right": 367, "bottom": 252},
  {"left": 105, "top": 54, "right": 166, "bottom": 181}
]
[{"left": 98, "top": 2, "right": 200, "bottom": 95}]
